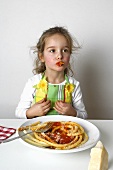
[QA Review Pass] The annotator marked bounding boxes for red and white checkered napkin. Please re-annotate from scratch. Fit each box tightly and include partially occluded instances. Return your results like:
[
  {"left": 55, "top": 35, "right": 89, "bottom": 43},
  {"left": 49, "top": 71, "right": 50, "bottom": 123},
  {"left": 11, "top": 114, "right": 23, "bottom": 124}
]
[{"left": 0, "top": 126, "right": 16, "bottom": 141}]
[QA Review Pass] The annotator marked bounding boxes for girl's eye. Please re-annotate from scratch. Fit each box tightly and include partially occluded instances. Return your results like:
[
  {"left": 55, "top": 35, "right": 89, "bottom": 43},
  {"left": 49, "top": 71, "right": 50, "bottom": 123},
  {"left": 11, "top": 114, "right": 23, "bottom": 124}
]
[
  {"left": 50, "top": 49, "right": 55, "bottom": 53},
  {"left": 62, "top": 49, "right": 69, "bottom": 53}
]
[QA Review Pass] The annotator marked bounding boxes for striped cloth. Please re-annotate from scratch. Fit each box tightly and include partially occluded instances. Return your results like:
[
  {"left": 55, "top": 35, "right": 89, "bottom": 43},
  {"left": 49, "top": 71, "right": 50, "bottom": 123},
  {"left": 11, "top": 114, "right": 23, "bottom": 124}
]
[{"left": 0, "top": 126, "right": 16, "bottom": 141}]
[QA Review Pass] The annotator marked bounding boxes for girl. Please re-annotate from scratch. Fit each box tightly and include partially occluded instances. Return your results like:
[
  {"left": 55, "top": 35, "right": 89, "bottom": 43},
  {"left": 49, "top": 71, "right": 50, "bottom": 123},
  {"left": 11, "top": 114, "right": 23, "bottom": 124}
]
[{"left": 15, "top": 26, "right": 87, "bottom": 119}]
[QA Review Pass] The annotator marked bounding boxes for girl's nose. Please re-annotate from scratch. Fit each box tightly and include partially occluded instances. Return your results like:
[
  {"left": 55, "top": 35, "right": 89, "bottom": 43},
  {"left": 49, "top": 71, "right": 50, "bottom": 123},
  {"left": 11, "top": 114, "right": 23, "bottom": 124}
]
[{"left": 56, "top": 52, "right": 63, "bottom": 60}]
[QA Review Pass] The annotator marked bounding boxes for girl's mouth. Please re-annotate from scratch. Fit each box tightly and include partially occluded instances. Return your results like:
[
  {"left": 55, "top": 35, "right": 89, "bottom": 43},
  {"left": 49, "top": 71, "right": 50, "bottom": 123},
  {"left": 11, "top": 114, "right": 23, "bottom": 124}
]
[{"left": 56, "top": 61, "right": 64, "bottom": 67}]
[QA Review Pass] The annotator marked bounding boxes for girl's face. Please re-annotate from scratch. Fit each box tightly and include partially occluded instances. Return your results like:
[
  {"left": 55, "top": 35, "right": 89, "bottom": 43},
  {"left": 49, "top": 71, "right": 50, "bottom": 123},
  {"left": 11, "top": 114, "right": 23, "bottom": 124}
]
[{"left": 40, "top": 34, "right": 70, "bottom": 73}]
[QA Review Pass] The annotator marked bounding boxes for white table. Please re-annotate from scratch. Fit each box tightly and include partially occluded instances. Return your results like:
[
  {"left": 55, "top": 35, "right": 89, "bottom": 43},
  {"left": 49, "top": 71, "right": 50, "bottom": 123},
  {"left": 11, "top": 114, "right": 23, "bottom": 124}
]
[{"left": 0, "top": 119, "right": 113, "bottom": 170}]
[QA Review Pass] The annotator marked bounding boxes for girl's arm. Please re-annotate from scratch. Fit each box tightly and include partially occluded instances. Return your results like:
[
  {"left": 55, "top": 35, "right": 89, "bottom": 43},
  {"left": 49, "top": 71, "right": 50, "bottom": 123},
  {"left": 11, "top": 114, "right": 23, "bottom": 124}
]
[
  {"left": 72, "top": 81, "right": 88, "bottom": 119},
  {"left": 15, "top": 75, "right": 51, "bottom": 119},
  {"left": 15, "top": 78, "right": 35, "bottom": 118}
]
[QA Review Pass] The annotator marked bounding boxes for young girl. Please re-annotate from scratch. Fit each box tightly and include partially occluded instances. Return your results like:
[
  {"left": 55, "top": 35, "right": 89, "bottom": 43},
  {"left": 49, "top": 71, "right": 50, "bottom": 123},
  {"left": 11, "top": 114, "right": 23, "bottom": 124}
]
[{"left": 15, "top": 26, "right": 87, "bottom": 119}]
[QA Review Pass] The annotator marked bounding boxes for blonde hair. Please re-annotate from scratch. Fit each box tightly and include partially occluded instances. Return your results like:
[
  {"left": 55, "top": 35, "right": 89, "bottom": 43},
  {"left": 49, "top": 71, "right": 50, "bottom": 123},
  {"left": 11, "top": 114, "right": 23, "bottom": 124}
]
[{"left": 32, "top": 26, "right": 80, "bottom": 75}]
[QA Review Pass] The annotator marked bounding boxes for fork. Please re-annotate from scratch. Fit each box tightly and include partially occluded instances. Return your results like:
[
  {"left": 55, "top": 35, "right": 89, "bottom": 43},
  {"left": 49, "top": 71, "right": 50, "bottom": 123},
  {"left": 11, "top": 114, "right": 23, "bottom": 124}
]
[{"left": 0, "top": 122, "right": 53, "bottom": 144}]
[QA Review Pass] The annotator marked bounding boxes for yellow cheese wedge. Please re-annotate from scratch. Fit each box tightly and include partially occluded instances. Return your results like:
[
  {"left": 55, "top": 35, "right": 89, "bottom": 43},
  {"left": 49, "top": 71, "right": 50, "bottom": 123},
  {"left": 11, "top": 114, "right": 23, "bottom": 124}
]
[{"left": 88, "top": 141, "right": 108, "bottom": 170}]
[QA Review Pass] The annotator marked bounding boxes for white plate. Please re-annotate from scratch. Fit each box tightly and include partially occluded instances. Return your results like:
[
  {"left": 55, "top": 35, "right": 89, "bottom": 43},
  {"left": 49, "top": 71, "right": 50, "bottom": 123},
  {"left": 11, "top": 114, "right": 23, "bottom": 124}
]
[{"left": 18, "top": 115, "right": 100, "bottom": 153}]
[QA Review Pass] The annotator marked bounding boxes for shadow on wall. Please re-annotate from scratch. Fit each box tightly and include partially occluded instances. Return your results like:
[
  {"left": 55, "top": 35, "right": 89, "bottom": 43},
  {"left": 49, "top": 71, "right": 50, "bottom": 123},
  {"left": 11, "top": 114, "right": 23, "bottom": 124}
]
[{"left": 74, "top": 47, "right": 113, "bottom": 119}]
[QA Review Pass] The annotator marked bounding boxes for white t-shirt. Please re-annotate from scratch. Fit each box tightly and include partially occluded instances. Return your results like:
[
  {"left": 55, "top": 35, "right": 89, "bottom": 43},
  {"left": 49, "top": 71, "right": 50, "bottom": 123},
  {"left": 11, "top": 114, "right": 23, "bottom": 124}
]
[{"left": 15, "top": 73, "right": 88, "bottom": 119}]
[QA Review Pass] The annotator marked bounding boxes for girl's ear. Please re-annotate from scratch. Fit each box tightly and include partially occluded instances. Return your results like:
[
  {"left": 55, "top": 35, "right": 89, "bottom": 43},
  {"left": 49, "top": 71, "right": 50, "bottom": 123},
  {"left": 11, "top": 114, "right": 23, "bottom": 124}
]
[{"left": 39, "top": 53, "right": 45, "bottom": 62}]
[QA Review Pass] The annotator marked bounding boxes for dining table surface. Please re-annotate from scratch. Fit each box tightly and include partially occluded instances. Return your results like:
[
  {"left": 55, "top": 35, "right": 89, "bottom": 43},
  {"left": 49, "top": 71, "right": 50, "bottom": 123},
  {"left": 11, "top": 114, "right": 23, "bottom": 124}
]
[{"left": 0, "top": 118, "right": 113, "bottom": 170}]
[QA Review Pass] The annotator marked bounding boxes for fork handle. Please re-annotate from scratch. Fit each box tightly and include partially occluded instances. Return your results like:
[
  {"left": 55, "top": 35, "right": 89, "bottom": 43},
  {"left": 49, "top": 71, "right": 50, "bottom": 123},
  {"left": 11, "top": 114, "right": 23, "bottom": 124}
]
[{"left": 0, "top": 131, "right": 33, "bottom": 144}]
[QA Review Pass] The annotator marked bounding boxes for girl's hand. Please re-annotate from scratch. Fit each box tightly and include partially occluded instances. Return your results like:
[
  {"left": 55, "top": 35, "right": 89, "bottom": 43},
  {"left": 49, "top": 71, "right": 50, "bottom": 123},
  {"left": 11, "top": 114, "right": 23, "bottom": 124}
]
[
  {"left": 53, "top": 100, "right": 77, "bottom": 117},
  {"left": 26, "top": 98, "right": 51, "bottom": 118}
]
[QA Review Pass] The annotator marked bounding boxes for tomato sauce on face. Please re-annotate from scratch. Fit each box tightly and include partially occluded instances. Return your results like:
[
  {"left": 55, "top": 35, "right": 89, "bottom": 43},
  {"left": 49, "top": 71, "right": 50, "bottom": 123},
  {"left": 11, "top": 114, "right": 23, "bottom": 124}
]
[{"left": 56, "top": 61, "right": 64, "bottom": 67}]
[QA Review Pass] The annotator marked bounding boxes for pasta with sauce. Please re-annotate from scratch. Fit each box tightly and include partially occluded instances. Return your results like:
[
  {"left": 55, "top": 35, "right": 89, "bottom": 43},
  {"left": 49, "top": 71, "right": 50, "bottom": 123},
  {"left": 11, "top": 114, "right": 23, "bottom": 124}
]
[{"left": 18, "top": 121, "right": 88, "bottom": 150}]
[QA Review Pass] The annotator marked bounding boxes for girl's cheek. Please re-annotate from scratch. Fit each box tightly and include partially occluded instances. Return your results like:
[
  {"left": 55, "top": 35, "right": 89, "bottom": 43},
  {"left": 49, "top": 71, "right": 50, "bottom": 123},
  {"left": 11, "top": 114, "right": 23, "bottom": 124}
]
[
  {"left": 45, "top": 58, "right": 52, "bottom": 64},
  {"left": 64, "top": 57, "right": 70, "bottom": 63}
]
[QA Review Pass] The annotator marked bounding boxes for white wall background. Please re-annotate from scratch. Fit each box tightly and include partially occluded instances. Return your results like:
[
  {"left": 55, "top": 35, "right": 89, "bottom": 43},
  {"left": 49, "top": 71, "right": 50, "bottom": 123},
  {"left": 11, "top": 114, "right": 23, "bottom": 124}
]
[{"left": 0, "top": 0, "right": 113, "bottom": 119}]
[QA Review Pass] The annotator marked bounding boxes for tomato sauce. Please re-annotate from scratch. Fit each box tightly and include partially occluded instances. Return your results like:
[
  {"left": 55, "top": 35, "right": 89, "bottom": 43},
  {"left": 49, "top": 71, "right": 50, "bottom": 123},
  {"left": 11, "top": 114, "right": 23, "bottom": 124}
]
[{"left": 46, "top": 122, "right": 74, "bottom": 144}]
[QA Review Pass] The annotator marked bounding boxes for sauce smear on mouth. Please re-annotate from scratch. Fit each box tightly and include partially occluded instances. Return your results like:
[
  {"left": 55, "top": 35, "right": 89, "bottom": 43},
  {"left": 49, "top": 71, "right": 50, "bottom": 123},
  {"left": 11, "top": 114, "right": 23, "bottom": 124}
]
[{"left": 56, "top": 61, "right": 64, "bottom": 67}]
